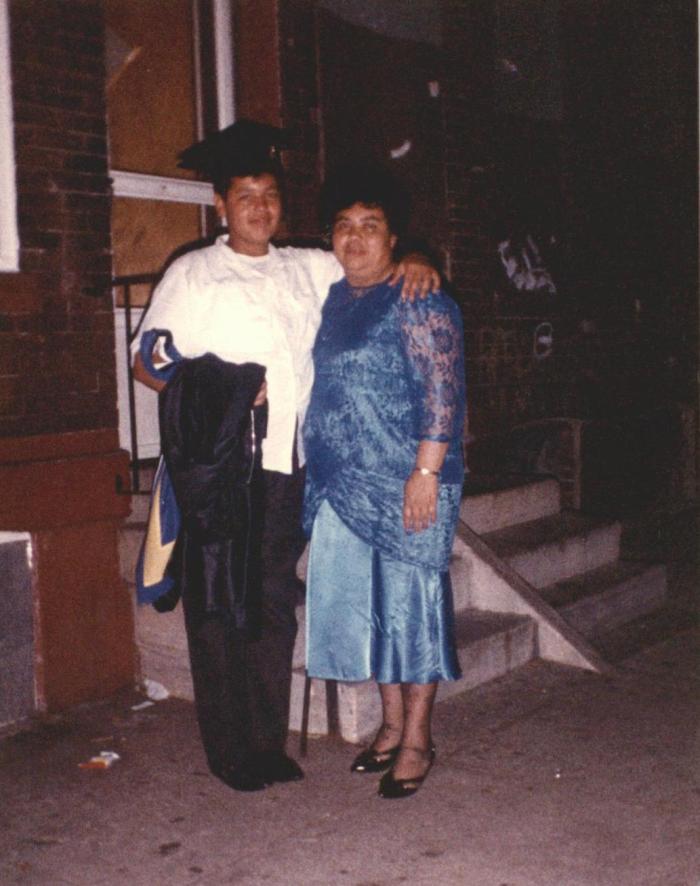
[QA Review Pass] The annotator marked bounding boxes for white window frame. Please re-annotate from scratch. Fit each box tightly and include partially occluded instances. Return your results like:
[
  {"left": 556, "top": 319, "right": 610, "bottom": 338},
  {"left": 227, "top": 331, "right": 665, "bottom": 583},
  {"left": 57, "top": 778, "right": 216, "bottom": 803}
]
[
  {"left": 0, "top": 0, "right": 19, "bottom": 272},
  {"left": 111, "top": 170, "right": 213, "bottom": 205}
]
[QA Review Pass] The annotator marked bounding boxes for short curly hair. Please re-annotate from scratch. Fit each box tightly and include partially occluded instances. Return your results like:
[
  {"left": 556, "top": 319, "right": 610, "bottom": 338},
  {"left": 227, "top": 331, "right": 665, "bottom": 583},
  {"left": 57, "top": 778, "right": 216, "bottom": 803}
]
[{"left": 320, "top": 162, "right": 410, "bottom": 237}]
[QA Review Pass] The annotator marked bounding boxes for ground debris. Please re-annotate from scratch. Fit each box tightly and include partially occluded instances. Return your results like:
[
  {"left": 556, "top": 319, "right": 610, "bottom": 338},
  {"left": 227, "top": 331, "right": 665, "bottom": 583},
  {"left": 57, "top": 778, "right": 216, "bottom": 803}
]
[{"left": 78, "top": 750, "right": 121, "bottom": 770}]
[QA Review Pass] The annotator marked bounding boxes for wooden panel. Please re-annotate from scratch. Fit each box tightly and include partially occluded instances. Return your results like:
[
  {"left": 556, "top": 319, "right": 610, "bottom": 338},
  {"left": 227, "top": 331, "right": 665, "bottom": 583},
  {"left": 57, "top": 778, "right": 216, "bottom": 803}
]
[
  {"left": 111, "top": 197, "right": 204, "bottom": 306},
  {"left": 105, "top": 0, "right": 198, "bottom": 178}
]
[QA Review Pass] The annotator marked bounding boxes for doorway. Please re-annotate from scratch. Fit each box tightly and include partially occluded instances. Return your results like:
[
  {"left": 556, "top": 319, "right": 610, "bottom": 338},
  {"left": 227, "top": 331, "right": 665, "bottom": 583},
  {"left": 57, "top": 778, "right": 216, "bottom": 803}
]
[{"left": 316, "top": 4, "right": 446, "bottom": 262}]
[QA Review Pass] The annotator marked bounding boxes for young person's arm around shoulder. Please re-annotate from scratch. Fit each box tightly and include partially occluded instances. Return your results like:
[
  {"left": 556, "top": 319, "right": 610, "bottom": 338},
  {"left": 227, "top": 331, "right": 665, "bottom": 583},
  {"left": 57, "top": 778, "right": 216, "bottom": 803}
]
[{"left": 280, "top": 244, "right": 440, "bottom": 305}]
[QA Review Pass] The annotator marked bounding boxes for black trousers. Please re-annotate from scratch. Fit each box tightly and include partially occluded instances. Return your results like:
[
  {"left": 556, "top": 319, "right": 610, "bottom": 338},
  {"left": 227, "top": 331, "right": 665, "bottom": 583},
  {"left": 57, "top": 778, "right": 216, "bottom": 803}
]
[{"left": 182, "top": 465, "right": 307, "bottom": 774}]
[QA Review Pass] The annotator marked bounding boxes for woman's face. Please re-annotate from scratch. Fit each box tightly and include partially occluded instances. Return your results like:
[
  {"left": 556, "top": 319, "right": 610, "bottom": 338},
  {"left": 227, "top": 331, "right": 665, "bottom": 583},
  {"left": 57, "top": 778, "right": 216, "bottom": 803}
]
[{"left": 332, "top": 202, "right": 397, "bottom": 286}]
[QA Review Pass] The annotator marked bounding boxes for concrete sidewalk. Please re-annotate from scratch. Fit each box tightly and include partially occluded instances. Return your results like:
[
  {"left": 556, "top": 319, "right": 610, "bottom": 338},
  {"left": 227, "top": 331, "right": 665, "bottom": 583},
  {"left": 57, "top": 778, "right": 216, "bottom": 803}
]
[{"left": 1, "top": 623, "right": 699, "bottom": 886}]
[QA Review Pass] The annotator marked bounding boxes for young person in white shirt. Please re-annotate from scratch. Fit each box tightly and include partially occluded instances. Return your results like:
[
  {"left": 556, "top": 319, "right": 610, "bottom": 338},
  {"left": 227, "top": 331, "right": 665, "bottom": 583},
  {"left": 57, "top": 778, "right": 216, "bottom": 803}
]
[{"left": 132, "top": 120, "right": 439, "bottom": 792}]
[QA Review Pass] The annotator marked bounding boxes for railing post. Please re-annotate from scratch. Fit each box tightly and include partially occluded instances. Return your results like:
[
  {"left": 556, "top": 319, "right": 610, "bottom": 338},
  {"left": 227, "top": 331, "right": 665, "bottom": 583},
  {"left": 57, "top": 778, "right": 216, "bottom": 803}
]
[{"left": 113, "top": 273, "right": 159, "bottom": 495}]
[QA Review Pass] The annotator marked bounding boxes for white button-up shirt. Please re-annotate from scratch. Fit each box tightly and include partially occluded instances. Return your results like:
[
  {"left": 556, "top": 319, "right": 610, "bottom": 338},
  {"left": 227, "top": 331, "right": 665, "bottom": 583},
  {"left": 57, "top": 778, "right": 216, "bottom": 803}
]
[{"left": 133, "top": 236, "right": 342, "bottom": 473}]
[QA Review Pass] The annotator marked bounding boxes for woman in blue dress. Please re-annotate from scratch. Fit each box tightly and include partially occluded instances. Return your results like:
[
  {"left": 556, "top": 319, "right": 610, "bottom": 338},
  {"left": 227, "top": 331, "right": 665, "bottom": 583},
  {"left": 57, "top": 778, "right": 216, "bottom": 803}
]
[{"left": 303, "top": 166, "right": 466, "bottom": 799}]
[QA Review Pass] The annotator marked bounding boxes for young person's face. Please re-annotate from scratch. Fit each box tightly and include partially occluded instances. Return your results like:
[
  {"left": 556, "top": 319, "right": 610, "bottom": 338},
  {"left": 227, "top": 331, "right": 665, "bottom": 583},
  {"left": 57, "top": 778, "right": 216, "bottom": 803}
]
[
  {"left": 332, "top": 202, "right": 397, "bottom": 286},
  {"left": 214, "top": 173, "right": 282, "bottom": 256}
]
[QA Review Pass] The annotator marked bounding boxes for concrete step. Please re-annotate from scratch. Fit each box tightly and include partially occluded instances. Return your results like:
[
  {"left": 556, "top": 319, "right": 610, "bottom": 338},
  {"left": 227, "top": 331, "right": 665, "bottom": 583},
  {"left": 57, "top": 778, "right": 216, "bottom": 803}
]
[
  {"left": 442, "top": 608, "right": 537, "bottom": 699},
  {"left": 290, "top": 608, "right": 537, "bottom": 743},
  {"left": 119, "top": 524, "right": 145, "bottom": 584},
  {"left": 461, "top": 473, "right": 561, "bottom": 534},
  {"left": 539, "top": 560, "right": 668, "bottom": 639},
  {"left": 122, "top": 462, "right": 158, "bottom": 527},
  {"left": 131, "top": 591, "right": 194, "bottom": 701},
  {"left": 482, "top": 512, "right": 622, "bottom": 589},
  {"left": 292, "top": 604, "right": 307, "bottom": 669},
  {"left": 592, "top": 598, "right": 698, "bottom": 663},
  {"left": 126, "top": 492, "right": 151, "bottom": 526}
]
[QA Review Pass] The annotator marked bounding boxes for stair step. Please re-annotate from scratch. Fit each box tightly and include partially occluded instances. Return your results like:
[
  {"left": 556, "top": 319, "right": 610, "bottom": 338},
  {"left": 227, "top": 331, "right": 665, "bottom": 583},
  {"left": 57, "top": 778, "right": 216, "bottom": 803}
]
[
  {"left": 540, "top": 560, "right": 668, "bottom": 639},
  {"left": 132, "top": 593, "right": 193, "bottom": 700},
  {"left": 292, "top": 603, "right": 307, "bottom": 668},
  {"left": 125, "top": 492, "right": 151, "bottom": 526},
  {"left": 119, "top": 523, "right": 146, "bottom": 584},
  {"left": 121, "top": 462, "right": 158, "bottom": 527},
  {"left": 592, "top": 600, "right": 698, "bottom": 663},
  {"left": 138, "top": 640, "right": 194, "bottom": 701},
  {"left": 461, "top": 473, "right": 561, "bottom": 534},
  {"left": 290, "top": 608, "right": 536, "bottom": 743},
  {"left": 483, "top": 512, "right": 621, "bottom": 588},
  {"left": 441, "top": 608, "right": 537, "bottom": 699}
]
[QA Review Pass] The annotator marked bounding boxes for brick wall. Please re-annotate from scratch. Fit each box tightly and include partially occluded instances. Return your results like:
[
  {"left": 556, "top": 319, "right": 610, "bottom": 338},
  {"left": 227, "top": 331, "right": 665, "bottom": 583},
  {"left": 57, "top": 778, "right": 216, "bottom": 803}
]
[
  {"left": 277, "top": 0, "right": 323, "bottom": 239},
  {"left": 1, "top": 1, "right": 134, "bottom": 718},
  {"left": 2, "top": 0, "right": 115, "bottom": 438},
  {"left": 440, "top": 0, "right": 494, "bottom": 306},
  {"left": 439, "top": 0, "right": 696, "bottom": 500}
]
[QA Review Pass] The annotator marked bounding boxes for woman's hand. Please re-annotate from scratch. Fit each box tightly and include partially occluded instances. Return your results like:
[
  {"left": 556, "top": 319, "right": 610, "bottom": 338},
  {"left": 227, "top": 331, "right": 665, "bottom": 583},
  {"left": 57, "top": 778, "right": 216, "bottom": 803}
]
[
  {"left": 403, "top": 471, "right": 439, "bottom": 533},
  {"left": 253, "top": 380, "right": 268, "bottom": 406},
  {"left": 390, "top": 253, "right": 440, "bottom": 301}
]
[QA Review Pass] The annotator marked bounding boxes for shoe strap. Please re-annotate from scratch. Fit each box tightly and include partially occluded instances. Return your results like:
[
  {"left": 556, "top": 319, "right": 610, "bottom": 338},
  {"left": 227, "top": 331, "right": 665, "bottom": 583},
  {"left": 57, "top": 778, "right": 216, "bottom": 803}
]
[{"left": 400, "top": 745, "right": 434, "bottom": 758}]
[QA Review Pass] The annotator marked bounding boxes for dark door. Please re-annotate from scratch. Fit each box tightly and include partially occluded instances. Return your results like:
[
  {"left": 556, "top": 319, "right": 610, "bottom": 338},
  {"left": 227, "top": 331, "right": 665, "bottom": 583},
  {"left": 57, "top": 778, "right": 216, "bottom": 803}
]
[{"left": 317, "top": 8, "right": 446, "bottom": 260}]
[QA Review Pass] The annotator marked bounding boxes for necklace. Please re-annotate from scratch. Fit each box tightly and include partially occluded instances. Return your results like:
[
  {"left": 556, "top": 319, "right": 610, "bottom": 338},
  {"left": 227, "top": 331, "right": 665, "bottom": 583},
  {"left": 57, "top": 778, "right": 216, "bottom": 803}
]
[
  {"left": 347, "top": 282, "right": 380, "bottom": 299},
  {"left": 345, "top": 270, "right": 395, "bottom": 300}
]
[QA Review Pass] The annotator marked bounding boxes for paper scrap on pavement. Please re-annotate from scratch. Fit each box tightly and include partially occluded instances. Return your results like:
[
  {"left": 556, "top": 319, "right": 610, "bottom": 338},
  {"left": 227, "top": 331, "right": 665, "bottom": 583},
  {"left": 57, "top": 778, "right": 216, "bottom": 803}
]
[
  {"left": 130, "top": 700, "right": 155, "bottom": 711},
  {"left": 143, "top": 678, "right": 170, "bottom": 701},
  {"left": 78, "top": 751, "right": 121, "bottom": 770}
]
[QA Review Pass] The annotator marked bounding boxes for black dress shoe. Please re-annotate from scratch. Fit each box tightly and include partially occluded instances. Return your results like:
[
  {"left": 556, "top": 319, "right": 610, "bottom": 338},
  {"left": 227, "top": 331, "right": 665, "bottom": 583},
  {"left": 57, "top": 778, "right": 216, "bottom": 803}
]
[
  {"left": 216, "top": 764, "right": 268, "bottom": 793},
  {"left": 350, "top": 744, "right": 400, "bottom": 774},
  {"left": 256, "top": 751, "right": 304, "bottom": 784},
  {"left": 378, "top": 747, "right": 436, "bottom": 800}
]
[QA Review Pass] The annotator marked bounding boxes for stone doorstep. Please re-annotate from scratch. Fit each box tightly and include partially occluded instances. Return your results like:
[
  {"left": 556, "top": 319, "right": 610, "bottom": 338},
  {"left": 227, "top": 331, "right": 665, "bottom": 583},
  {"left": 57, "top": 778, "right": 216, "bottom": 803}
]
[
  {"left": 539, "top": 560, "right": 668, "bottom": 639},
  {"left": 460, "top": 474, "right": 561, "bottom": 535},
  {"left": 127, "top": 471, "right": 561, "bottom": 529},
  {"left": 289, "top": 609, "right": 537, "bottom": 744},
  {"left": 122, "top": 472, "right": 564, "bottom": 585},
  {"left": 131, "top": 589, "right": 193, "bottom": 701},
  {"left": 137, "top": 644, "right": 194, "bottom": 701},
  {"left": 125, "top": 475, "right": 650, "bottom": 744},
  {"left": 119, "top": 525, "right": 145, "bottom": 584},
  {"left": 134, "top": 598, "right": 188, "bottom": 654},
  {"left": 133, "top": 603, "right": 534, "bottom": 741},
  {"left": 482, "top": 512, "right": 622, "bottom": 589},
  {"left": 125, "top": 492, "right": 151, "bottom": 526}
]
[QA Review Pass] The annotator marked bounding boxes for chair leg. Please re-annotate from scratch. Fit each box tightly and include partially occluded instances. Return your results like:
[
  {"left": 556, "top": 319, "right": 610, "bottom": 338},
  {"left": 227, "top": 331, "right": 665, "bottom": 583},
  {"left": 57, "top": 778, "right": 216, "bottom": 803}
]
[
  {"left": 326, "top": 679, "right": 339, "bottom": 737},
  {"left": 299, "top": 671, "right": 312, "bottom": 757},
  {"left": 300, "top": 675, "right": 340, "bottom": 757}
]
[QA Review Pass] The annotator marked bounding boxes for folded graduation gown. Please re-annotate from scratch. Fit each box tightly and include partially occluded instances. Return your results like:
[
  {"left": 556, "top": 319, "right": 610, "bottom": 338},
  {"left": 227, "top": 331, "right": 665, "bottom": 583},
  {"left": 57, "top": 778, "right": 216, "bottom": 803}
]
[
  {"left": 135, "top": 329, "right": 183, "bottom": 608},
  {"left": 159, "top": 353, "right": 267, "bottom": 631}
]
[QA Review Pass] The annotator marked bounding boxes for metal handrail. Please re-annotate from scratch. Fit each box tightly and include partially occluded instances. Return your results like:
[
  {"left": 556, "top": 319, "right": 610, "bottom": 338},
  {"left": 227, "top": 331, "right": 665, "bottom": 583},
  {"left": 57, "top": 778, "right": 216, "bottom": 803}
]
[{"left": 112, "top": 273, "right": 159, "bottom": 493}]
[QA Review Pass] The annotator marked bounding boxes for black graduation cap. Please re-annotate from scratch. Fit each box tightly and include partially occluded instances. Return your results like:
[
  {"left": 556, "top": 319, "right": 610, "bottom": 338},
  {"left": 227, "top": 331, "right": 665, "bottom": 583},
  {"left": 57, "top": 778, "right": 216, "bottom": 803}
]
[{"left": 177, "top": 119, "right": 289, "bottom": 187}]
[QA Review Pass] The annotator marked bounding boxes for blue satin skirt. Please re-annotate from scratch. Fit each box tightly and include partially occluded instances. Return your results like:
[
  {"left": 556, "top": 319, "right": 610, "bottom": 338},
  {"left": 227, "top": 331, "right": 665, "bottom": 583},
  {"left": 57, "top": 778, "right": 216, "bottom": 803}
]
[{"left": 305, "top": 500, "right": 461, "bottom": 685}]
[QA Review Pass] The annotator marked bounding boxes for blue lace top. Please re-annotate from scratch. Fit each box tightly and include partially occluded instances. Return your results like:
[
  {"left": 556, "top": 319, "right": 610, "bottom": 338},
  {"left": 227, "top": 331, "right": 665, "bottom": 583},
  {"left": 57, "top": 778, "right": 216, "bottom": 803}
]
[{"left": 303, "top": 277, "right": 466, "bottom": 571}]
